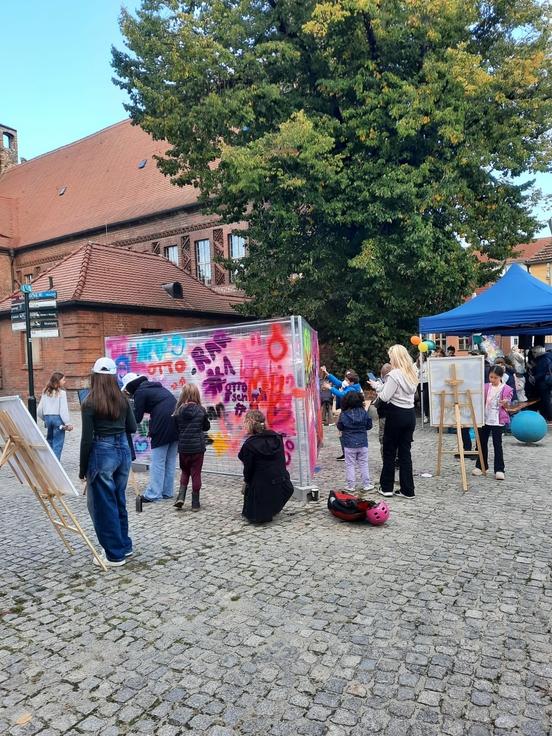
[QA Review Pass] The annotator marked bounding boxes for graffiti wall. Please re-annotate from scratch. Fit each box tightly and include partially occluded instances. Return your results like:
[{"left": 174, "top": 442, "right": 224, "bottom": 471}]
[{"left": 105, "top": 317, "right": 321, "bottom": 486}]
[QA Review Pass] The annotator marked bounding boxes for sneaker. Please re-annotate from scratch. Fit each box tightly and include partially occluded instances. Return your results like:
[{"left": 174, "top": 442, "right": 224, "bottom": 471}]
[
  {"left": 139, "top": 495, "right": 155, "bottom": 504},
  {"left": 394, "top": 491, "right": 415, "bottom": 499},
  {"left": 336, "top": 455, "right": 345, "bottom": 461},
  {"left": 125, "top": 550, "right": 134, "bottom": 558},
  {"left": 378, "top": 489, "right": 394, "bottom": 498},
  {"left": 472, "top": 468, "right": 483, "bottom": 476},
  {"left": 93, "top": 554, "right": 126, "bottom": 568},
  {"left": 345, "top": 487, "right": 356, "bottom": 492},
  {"left": 363, "top": 484, "right": 375, "bottom": 492},
  {"left": 495, "top": 471, "right": 505, "bottom": 480}
]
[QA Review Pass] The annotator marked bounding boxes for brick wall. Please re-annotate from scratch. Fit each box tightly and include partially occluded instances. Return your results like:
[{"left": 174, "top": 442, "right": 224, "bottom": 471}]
[
  {"left": 0, "top": 307, "right": 236, "bottom": 399},
  {"left": 7, "top": 209, "right": 247, "bottom": 299}
]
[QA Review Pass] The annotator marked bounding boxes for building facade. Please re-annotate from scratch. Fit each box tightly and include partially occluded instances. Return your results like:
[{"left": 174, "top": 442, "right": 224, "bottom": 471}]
[{"left": 0, "top": 119, "right": 246, "bottom": 300}]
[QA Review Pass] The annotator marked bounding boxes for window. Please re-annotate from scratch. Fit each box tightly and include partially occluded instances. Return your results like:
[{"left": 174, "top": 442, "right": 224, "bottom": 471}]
[
  {"left": 22, "top": 335, "right": 41, "bottom": 367},
  {"left": 228, "top": 234, "right": 246, "bottom": 282},
  {"left": 432, "top": 333, "right": 446, "bottom": 349},
  {"left": 24, "top": 273, "right": 33, "bottom": 284},
  {"left": 141, "top": 328, "right": 162, "bottom": 334},
  {"left": 163, "top": 245, "right": 179, "bottom": 265},
  {"left": 195, "top": 239, "right": 212, "bottom": 284},
  {"left": 229, "top": 233, "right": 246, "bottom": 260},
  {"left": 458, "top": 337, "right": 471, "bottom": 352},
  {"left": 2, "top": 132, "right": 14, "bottom": 149}
]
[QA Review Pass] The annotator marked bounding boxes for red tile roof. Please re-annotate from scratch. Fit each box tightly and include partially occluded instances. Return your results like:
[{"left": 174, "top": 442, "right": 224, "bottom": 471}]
[
  {"left": 509, "top": 236, "right": 552, "bottom": 264},
  {"left": 0, "top": 120, "right": 199, "bottom": 248},
  {"left": 0, "top": 243, "right": 244, "bottom": 315}
]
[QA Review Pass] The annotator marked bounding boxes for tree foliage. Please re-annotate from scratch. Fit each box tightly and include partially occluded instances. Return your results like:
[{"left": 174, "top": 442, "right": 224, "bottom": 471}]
[{"left": 113, "top": 0, "right": 552, "bottom": 370}]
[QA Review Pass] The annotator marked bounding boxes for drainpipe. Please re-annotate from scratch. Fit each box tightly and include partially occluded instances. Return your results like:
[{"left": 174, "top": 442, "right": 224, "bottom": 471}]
[{"left": 9, "top": 248, "right": 16, "bottom": 289}]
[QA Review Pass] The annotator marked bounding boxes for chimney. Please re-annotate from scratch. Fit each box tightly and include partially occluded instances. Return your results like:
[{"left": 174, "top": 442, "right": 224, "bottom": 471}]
[{"left": 0, "top": 124, "right": 18, "bottom": 174}]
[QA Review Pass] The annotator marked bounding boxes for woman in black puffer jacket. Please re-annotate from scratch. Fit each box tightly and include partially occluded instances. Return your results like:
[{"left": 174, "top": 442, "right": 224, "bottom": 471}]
[
  {"left": 173, "top": 384, "right": 210, "bottom": 511},
  {"left": 238, "top": 410, "right": 294, "bottom": 523}
]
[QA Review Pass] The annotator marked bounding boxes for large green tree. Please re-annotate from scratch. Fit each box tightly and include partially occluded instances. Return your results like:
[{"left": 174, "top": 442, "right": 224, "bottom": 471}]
[{"left": 113, "top": 0, "right": 551, "bottom": 370}]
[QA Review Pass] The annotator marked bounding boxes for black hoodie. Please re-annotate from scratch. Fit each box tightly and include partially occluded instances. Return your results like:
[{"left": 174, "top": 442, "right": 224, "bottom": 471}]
[
  {"left": 238, "top": 431, "right": 294, "bottom": 523},
  {"left": 174, "top": 402, "right": 211, "bottom": 454}
]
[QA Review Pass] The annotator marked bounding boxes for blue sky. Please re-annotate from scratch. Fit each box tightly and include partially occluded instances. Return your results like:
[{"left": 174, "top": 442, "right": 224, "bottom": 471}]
[{"left": 1, "top": 1, "right": 550, "bottom": 236}]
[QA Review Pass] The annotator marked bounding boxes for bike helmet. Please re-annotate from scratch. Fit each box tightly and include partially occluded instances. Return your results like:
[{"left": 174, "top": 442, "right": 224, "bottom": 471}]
[{"left": 366, "top": 501, "right": 390, "bottom": 526}]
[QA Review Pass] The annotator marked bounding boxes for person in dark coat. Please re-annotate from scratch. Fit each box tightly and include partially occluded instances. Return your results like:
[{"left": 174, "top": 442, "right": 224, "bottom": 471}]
[
  {"left": 122, "top": 374, "right": 178, "bottom": 503},
  {"left": 238, "top": 410, "right": 294, "bottom": 524},
  {"left": 173, "top": 384, "right": 211, "bottom": 511},
  {"left": 531, "top": 346, "right": 552, "bottom": 421}
]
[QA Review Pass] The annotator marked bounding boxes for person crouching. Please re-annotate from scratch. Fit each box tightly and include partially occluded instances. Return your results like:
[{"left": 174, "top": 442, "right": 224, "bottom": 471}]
[{"left": 238, "top": 410, "right": 294, "bottom": 523}]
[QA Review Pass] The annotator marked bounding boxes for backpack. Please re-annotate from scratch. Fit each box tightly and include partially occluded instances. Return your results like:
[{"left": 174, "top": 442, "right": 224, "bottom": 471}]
[{"left": 327, "top": 490, "right": 372, "bottom": 522}]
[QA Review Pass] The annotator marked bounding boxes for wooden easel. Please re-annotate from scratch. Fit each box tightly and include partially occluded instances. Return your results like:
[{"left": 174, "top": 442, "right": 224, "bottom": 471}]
[
  {"left": 435, "top": 365, "right": 486, "bottom": 492},
  {"left": 0, "top": 410, "right": 107, "bottom": 571}
]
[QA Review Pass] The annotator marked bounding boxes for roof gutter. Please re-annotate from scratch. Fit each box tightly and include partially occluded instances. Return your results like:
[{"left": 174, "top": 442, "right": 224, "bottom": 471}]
[{"left": 0, "top": 299, "right": 242, "bottom": 319}]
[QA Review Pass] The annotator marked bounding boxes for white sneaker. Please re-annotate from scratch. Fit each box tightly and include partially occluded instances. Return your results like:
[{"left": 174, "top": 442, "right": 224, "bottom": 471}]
[
  {"left": 345, "top": 487, "right": 356, "bottom": 492},
  {"left": 495, "top": 471, "right": 505, "bottom": 480},
  {"left": 363, "top": 484, "right": 375, "bottom": 492},
  {"left": 378, "top": 489, "right": 394, "bottom": 497},
  {"left": 472, "top": 468, "right": 483, "bottom": 477},
  {"left": 93, "top": 553, "right": 126, "bottom": 568}
]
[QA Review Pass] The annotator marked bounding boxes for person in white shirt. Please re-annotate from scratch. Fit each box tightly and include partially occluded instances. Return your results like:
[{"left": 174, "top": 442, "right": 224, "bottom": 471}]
[
  {"left": 37, "top": 372, "right": 73, "bottom": 461},
  {"left": 369, "top": 345, "right": 418, "bottom": 499}
]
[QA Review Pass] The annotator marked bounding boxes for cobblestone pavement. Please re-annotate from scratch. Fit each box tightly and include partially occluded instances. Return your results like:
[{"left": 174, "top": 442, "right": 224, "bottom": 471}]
[{"left": 1, "top": 416, "right": 551, "bottom": 736}]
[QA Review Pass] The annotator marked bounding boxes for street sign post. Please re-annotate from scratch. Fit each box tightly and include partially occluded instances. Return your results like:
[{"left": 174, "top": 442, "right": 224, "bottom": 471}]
[{"left": 12, "top": 288, "right": 59, "bottom": 420}]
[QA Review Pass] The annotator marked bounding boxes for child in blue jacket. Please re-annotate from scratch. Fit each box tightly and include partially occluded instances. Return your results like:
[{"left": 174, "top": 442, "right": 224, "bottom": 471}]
[{"left": 337, "top": 391, "right": 374, "bottom": 492}]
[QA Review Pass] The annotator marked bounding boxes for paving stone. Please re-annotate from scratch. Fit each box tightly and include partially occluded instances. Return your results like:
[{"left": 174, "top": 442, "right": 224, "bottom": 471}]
[{"left": 1, "top": 422, "right": 551, "bottom": 735}]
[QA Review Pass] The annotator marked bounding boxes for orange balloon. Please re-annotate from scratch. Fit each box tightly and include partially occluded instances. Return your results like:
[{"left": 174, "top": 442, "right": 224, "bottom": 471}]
[{"left": 410, "top": 335, "right": 421, "bottom": 346}]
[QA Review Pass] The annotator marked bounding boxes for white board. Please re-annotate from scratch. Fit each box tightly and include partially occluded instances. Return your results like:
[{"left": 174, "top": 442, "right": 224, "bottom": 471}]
[
  {"left": 427, "top": 357, "right": 485, "bottom": 428},
  {"left": 0, "top": 396, "right": 78, "bottom": 496}
]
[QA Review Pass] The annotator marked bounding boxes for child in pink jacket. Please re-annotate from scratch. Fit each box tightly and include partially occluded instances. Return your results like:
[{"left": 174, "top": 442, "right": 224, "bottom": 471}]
[{"left": 473, "top": 365, "right": 513, "bottom": 480}]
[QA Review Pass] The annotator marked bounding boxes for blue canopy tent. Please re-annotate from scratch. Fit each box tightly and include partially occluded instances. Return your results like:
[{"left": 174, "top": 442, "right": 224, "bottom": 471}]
[{"left": 419, "top": 264, "right": 552, "bottom": 336}]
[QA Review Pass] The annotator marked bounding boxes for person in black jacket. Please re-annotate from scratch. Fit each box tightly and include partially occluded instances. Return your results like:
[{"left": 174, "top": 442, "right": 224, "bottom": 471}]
[
  {"left": 238, "top": 410, "right": 294, "bottom": 524},
  {"left": 122, "top": 374, "right": 178, "bottom": 504},
  {"left": 173, "top": 384, "right": 211, "bottom": 511}
]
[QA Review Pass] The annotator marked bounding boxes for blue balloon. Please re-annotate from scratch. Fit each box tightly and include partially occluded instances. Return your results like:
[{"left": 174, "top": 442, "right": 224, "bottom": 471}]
[{"left": 510, "top": 411, "right": 548, "bottom": 444}]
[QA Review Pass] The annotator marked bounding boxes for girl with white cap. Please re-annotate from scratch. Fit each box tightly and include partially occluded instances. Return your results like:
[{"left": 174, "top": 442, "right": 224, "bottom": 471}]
[{"left": 80, "top": 357, "right": 137, "bottom": 567}]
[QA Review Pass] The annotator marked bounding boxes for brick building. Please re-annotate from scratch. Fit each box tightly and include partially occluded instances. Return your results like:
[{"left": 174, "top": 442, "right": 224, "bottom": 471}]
[
  {"left": 0, "top": 242, "right": 244, "bottom": 396},
  {"left": 0, "top": 119, "right": 247, "bottom": 298},
  {"left": 0, "top": 119, "right": 248, "bottom": 397}
]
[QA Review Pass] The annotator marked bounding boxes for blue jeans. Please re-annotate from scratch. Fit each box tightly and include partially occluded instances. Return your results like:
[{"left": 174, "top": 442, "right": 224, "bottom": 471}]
[
  {"left": 44, "top": 415, "right": 65, "bottom": 461},
  {"left": 86, "top": 434, "right": 132, "bottom": 562},
  {"left": 144, "top": 442, "right": 178, "bottom": 500}
]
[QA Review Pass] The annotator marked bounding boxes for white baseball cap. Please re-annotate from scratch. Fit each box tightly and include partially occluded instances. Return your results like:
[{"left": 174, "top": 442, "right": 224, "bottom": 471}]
[
  {"left": 121, "top": 372, "right": 141, "bottom": 391},
  {"left": 92, "top": 357, "right": 117, "bottom": 375}
]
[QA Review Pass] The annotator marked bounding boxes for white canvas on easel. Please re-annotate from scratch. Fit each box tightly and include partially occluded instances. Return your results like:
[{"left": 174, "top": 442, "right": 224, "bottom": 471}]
[
  {"left": 0, "top": 396, "right": 106, "bottom": 570},
  {"left": 428, "top": 356, "right": 485, "bottom": 427},
  {"left": 0, "top": 396, "right": 78, "bottom": 495}
]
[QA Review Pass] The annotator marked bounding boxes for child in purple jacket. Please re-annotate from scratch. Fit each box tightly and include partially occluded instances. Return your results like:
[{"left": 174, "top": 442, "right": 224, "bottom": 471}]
[
  {"left": 337, "top": 391, "right": 374, "bottom": 493},
  {"left": 472, "top": 365, "right": 513, "bottom": 481}
]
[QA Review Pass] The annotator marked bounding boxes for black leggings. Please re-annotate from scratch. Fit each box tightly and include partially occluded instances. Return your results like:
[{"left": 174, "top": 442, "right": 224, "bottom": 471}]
[{"left": 380, "top": 405, "right": 416, "bottom": 496}]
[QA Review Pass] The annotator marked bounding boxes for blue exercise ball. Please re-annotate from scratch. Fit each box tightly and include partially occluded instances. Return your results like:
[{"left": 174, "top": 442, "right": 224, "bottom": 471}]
[{"left": 510, "top": 411, "right": 548, "bottom": 443}]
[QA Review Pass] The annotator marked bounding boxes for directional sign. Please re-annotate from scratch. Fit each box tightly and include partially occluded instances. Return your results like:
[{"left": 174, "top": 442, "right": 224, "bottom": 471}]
[
  {"left": 31, "top": 328, "right": 60, "bottom": 338},
  {"left": 11, "top": 290, "right": 59, "bottom": 338},
  {"left": 11, "top": 309, "right": 57, "bottom": 323},
  {"left": 13, "top": 290, "right": 57, "bottom": 301}
]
